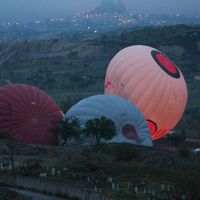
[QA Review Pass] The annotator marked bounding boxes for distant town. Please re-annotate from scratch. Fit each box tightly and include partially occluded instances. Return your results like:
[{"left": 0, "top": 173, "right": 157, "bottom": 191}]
[{"left": 0, "top": 0, "right": 200, "bottom": 42}]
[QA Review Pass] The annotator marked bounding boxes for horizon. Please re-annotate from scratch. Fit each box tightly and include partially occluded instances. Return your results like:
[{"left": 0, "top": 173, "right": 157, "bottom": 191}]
[{"left": 0, "top": 0, "right": 199, "bottom": 23}]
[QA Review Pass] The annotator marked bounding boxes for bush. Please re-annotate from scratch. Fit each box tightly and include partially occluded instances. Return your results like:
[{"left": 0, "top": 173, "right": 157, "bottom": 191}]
[
  {"left": 109, "top": 144, "right": 139, "bottom": 162},
  {"left": 68, "top": 51, "right": 78, "bottom": 59},
  {"left": 20, "top": 159, "right": 43, "bottom": 176},
  {"left": 177, "top": 146, "right": 190, "bottom": 158},
  {"left": 0, "top": 131, "right": 9, "bottom": 140},
  {"left": 173, "top": 175, "right": 200, "bottom": 200},
  {"left": 167, "top": 133, "right": 184, "bottom": 148}
]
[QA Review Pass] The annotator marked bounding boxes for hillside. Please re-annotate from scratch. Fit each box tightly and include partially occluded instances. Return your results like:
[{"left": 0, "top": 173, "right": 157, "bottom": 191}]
[
  {"left": 0, "top": 141, "right": 200, "bottom": 199},
  {"left": 0, "top": 25, "right": 200, "bottom": 138}
]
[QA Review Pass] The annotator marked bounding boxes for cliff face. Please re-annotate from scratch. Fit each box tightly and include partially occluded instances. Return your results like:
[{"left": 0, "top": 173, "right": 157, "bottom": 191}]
[{"left": 94, "top": 0, "right": 127, "bottom": 14}]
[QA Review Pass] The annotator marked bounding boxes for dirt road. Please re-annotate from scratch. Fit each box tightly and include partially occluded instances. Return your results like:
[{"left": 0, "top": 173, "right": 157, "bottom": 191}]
[{"left": 9, "top": 188, "right": 68, "bottom": 200}]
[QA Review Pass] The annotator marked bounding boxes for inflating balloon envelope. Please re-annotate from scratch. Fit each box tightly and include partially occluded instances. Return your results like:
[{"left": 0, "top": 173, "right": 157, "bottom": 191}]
[
  {"left": 105, "top": 45, "right": 188, "bottom": 140},
  {"left": 0, "top": 84, "right": 62, "bottom": 145},
  {"left": 64, "top": 94, "right": 153, "bottom": 147}
]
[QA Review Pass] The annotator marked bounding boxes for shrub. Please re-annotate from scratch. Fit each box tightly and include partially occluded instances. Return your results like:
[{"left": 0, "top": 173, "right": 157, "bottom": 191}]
[
  {"left": 0, "top": 131, "right": 9, "bottom": 140},
  {"left": 177, "top": 146, "right": 190, "bottom": 158},
  {"left": 173, "top": 175, "right": 200, "bottom": 200},
  {"left": 111, "top": 144, "right": 139, "bottom": 162}
]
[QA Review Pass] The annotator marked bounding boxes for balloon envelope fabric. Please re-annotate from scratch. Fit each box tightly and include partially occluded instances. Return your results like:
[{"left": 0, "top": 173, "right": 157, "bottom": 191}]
[
  {"left": 105, "top": 45, "right": 188, "bottom": 140},
  {"left": 0, "top": 84, "right": 62, "bottom": 145},
  {"left": 65, "top": 94, "right": 153, "bottom": 147}
]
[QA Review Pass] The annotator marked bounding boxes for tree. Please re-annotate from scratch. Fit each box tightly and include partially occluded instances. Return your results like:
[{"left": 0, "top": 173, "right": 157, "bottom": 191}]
[
  {"left": 167, "top": 132, "right": 184, "bottom": 148},
  {"left": 0, "top": 104, "right": 15, "bottom": 172},
  {"left": 52, "top": 117, "right": 81, "bottom": 146},
  {"left": 177, "top": 145, "right": 190, "bottom": 158},
  {"left": 0, "top": 131, "right": 9, "bottom": 140},
  {"left": 62, "top": 97, "right": 81, "bottom": 113},
  {"left": 62, "top": 97, "right": 74, "bottom": 113},
  {"left": 83, "top": 116, "right": 117, "bottom": 150},
  {"left": 112, "top": 144, "right": 138, "bottom": 162},
  {"left": 173, "top": 176, "right": 200, "bottom": 200}
]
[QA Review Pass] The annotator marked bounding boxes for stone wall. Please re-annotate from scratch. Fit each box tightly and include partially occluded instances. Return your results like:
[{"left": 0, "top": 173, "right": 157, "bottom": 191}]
[{"left": 0, "top": 175, "right": 114, "bottom": 200}]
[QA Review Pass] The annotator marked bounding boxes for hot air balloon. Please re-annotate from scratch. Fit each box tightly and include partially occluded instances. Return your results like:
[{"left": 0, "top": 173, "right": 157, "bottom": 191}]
[
  {"left": 105, "top": 45, "right": 188, "bottom": 140},
  {"left": 65, "top": 94, "right": 153, "bottom": 147},
  {"left": 0, "top": 84, "right": 62, "bottom": 145}
]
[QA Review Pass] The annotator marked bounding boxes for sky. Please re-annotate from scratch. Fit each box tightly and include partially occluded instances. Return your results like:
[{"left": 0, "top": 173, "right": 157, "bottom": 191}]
[{"left": 0, "top": 0, "right": 199, "bottom": 23}]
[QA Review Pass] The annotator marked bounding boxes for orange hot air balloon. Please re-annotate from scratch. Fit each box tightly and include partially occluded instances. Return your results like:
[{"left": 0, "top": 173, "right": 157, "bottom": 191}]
[{"left": 105, "top": 45, "right": 188, "bottom": 140}]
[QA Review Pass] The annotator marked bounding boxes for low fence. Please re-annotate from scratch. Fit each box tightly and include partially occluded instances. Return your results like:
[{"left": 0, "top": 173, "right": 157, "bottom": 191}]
[{"left": 0, "top": 174, "right": 115, "bottom": 200}]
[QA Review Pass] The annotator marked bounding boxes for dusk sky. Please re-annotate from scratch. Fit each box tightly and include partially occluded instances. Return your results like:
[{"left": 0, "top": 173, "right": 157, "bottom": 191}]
[{"left": 0, "top": 0, "right": 199, "bottom": 22}]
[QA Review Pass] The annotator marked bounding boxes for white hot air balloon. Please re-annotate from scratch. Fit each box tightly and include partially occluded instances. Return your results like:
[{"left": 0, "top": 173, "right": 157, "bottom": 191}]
[{"left": 63, "top": 94, "right": 153, "bottom": 147}]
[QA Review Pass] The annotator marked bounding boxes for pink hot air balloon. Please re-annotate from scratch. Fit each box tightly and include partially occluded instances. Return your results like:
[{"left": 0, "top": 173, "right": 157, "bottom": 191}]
[
  {"left": 0, "top": 84, "right": 62, "bottom": 145},
  {"left": 105, "top": 45, "right": 188, "bottom": 140}
]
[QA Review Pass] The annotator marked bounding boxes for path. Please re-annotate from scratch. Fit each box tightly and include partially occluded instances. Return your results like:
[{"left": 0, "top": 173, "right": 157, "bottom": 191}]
[{"left": 9, "top": 188, "right": 67, "bottom": 200}]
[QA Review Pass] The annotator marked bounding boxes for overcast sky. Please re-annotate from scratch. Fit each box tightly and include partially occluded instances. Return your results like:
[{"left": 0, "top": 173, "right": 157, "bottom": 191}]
[{"left": 0, "top": 0, "right": 199, "bottom": 22}]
